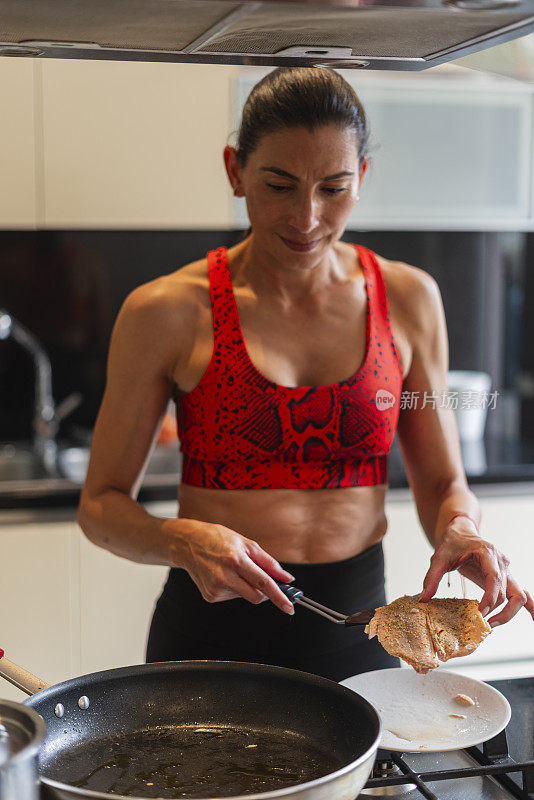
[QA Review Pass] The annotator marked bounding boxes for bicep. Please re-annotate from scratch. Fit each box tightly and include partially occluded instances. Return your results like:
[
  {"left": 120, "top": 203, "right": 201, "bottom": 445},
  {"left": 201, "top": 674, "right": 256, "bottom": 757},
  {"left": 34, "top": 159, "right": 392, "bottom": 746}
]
[
  {"left": 83, "top": 291, "right": 178, "bottom": 499},
  {"left": 396, "top": 275, "right": 466, "bottom": 496}
]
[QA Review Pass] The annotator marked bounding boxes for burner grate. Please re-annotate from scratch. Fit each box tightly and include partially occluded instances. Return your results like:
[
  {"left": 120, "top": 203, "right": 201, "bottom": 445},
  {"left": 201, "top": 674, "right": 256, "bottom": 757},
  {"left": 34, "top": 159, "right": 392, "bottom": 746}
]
[{"left": 365, "top": 730, "right": 534, "bottom": 800}]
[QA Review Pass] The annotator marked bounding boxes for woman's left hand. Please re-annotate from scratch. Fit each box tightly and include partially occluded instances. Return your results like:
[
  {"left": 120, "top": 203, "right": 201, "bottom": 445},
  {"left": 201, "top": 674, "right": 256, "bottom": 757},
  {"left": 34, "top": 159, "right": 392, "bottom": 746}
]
[{"left": 419, "top": 519, "right": 534, "bottom": 627}]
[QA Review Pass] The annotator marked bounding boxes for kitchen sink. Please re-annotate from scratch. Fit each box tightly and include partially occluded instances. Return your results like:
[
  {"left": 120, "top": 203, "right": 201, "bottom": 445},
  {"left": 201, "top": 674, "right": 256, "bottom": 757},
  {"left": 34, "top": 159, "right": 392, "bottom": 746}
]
[
  {"left": 57, "top": 446, "right": 181, "bottom": 483},
  {"left": 0, "top": 443, "right": 181, "bottom": 488},
  {"left": 0, "top": 446, "right": 50, "bottom": 481}
]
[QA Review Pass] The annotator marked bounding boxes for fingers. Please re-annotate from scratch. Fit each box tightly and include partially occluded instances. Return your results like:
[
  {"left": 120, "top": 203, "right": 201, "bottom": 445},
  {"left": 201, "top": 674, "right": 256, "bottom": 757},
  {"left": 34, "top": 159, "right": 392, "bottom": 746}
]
[
  {"left": 237, "top": 558, "right": 295, "bottom": 615},
  {"left": 421, "top": 541, "right": 507, "bottom": 611},
  {"left": 230, "top": 574, "right": 274, "bottom": 606},
  {"left": 243, "top": 542, "right": 296, "bottom": 613},
  {"left": 250, "top": 545, "right": 295, "bottom": 584},
  {"left": 420, "top": 531, "right": 532, "bottom": 629},
  {"left": 420, "top": 549, "right": 450, "bottom": 602},
  {"left": 487, "top": 579, "right": 532, "bottom": 627},
  {"left": 525, "top": 589, "right": 534, "bottom": 620},
  {"left": 185, "top": 525, "right": 296, "bottom": 612},
  {"left": 198, "top": 566, "right": 293, "bottom": 613},
  {"left": 477, "top": 549, "right": 509, "bottom": 616},
  {"left": 199, "top": 547, "right": 295, "bottom": 614}
]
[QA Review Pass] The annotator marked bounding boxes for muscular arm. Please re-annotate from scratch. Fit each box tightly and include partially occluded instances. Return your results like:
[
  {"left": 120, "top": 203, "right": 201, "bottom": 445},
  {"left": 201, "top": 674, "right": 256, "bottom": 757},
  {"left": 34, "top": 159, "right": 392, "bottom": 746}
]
[
  {"left": 77, "top": 279, "right": 186, "bottom": 564},
  {"left": 395, "top": 269, "right": 479, "bottom": 546},
  {"left": 77, "top": 276, "right": 294, "bottom": 613},
  {"left": 393, "top": 266, "right": 533, "bottom": 625}
]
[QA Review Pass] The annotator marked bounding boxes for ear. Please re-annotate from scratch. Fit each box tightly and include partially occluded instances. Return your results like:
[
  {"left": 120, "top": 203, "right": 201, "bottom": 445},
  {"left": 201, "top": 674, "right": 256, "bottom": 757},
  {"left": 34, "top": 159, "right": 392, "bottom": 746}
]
[{"left": 224, "top": 146, "right": 244, "bottom": 197}]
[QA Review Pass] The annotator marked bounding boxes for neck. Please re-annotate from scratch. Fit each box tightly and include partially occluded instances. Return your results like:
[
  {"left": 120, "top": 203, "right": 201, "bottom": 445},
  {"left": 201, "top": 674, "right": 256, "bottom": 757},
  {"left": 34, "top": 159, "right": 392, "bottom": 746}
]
[{"left": 234, "top": 234, "right": 349, "bottom": 303}]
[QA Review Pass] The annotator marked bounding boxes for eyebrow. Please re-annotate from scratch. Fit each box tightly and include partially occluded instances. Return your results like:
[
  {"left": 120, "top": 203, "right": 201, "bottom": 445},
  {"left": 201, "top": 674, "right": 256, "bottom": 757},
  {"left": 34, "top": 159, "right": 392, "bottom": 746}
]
[{"left": 260, "top": 167, "right": 354, "bottom": 181}]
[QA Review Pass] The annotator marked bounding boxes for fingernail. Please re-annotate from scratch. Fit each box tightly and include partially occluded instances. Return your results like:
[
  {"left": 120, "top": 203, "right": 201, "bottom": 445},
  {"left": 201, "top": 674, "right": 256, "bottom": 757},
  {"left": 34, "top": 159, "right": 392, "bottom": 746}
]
[
  {"left": 480, "top": 606, "right": 489, "bottom": 617},
  {"left": 284, "top": 572, "right": 295, "bottom": 582},
  {"left": 284, "top": 604, "right": 294, "bottom": 615},
  {"left": 490, "top": 620, "right": 501, "bottom": 628}
]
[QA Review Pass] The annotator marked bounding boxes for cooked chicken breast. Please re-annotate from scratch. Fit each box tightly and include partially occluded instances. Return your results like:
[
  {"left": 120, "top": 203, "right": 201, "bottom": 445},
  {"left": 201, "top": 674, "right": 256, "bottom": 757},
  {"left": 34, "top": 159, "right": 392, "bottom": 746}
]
[
  {"left": 366, "top": 595, "right": 440, "bottom": 673},
  {"left": 365, "top": 595, "right": 491, "bottom": 673}
]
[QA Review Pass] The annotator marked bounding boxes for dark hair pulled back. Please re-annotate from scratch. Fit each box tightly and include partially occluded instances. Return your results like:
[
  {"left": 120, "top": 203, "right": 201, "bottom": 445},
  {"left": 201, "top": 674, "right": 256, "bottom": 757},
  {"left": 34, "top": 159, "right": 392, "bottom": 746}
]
[{"left": 235, "top": 67, "right": 369, "bottom": 171}]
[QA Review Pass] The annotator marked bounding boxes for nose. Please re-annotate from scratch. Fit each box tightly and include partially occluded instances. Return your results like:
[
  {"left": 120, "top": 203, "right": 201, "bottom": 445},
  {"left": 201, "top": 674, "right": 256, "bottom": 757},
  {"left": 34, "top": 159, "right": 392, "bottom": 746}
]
[{"left": 287, "top": 192, "right": 320, "bottom": 235}]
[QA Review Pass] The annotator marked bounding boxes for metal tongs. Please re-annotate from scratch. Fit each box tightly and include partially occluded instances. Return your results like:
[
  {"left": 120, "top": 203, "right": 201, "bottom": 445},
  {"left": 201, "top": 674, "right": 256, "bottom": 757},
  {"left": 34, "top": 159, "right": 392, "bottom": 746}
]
[{"left": 276, "top": 583, "right": 376, "bottom": 626}]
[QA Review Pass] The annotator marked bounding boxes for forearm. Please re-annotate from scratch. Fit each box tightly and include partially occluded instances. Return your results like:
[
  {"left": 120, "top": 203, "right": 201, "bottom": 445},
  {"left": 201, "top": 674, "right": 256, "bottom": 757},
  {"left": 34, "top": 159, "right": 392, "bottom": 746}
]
[
  {"left": 77, "top": 487, "right": 191, "bottom": 568},
  {"left": 78, "top": 486, "right": 296, "bottom": 614},
  {"left": 414, "top": 478, "right": 480, "bottom": 549}
]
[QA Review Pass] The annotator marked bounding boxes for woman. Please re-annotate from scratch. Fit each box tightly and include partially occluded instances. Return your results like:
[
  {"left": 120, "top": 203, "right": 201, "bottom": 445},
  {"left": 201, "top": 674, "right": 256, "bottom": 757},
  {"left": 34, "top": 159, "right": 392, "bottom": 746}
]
[{"left": 78, "top": 67, "right": 533, "bottom": 682}]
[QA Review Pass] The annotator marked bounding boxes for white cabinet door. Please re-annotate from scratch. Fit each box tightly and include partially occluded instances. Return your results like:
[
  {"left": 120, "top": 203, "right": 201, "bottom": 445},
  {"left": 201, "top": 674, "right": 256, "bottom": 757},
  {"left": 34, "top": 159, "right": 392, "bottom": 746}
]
[
  {"left": 383, "top": 488, "right": 534, "bottom": 673},
  {"left": 78, "top": 529, "right": 168, "bottom": 676},
  {"left": 383, "top": 493, "right": 433, "bottom": 604},
  {"left": 472, "top": 493, "right": 534, "bottom": 663},
  {"left": 0, "top": 517, "right": 80, "bottom": 702},
  {"left": 41, "top": 60, "right": 237, "bottom": 229},
  {"left": 353, "top": 84, "right": 532, "bottom": 231},
  {"left": 234, "top": 71, "right": 534, "bottom": 231},
  {"left": 0, "top": 57, "right": 38, "bottom": 228}
]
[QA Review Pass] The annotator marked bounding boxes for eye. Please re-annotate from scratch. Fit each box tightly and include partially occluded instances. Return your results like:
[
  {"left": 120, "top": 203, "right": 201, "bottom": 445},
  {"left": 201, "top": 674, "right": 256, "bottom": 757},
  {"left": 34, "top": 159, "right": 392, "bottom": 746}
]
[
  {"left": 266, "top": 183, "right": 291, "bottom": 192},
  {"left": 322, "top": 187, "right": 347, "bottom": 195}
]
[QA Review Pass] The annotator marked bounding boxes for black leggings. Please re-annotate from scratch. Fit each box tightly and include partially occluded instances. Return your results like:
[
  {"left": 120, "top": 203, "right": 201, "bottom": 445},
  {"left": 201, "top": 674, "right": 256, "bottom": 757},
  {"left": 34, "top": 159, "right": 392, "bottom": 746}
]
[{"left": 146, "top": 542, "right": 399, "bottom": 682}]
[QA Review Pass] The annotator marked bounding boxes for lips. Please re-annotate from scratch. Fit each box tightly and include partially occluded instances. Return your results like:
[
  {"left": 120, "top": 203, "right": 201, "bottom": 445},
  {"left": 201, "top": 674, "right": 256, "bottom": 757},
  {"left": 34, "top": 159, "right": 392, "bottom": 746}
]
[{"left": 279, "top": 236, "right": 320, "bottom": 252}]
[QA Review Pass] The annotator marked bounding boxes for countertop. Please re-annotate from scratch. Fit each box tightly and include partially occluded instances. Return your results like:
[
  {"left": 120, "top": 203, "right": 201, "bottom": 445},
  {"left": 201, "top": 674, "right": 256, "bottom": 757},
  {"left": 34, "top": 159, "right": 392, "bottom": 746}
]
[{"left": 388, "top": 433, "right": 534, "bottom": 488}]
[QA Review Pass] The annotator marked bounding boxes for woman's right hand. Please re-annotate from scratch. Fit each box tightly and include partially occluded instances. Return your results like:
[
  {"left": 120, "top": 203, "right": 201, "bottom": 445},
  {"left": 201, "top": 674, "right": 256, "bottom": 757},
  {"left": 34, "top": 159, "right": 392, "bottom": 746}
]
[{"left": 172, "top": 519, "right": 296, "bottom": 615}]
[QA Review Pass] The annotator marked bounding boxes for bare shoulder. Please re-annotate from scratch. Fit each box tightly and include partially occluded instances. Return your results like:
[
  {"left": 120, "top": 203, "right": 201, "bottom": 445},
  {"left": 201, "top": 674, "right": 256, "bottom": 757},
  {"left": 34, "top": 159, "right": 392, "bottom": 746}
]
[
  {"left": 106, "top": 257, "right": 212, "bottom": 386},
  {"left": 122, "top": 257, "right": 209, "bottom": 317},
  {"left": 375, "top": 253, "right": 443, "bottom": 332},
  {"left": 117, "top": 257, "right": 210, "bottom": 338}
]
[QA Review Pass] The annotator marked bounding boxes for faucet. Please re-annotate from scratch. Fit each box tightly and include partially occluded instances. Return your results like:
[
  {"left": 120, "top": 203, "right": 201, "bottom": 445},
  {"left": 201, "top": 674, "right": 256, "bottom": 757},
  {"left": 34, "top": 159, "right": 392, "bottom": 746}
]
[{"left": 0, "top": 309, "right": 81, "bottom": 475}]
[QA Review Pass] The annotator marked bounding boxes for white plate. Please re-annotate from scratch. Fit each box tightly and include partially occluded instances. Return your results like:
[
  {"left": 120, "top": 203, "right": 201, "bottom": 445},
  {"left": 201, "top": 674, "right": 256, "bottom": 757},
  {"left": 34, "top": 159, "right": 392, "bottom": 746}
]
[{"left": 340, "top": 668, "right": 511, "bottom": 752}]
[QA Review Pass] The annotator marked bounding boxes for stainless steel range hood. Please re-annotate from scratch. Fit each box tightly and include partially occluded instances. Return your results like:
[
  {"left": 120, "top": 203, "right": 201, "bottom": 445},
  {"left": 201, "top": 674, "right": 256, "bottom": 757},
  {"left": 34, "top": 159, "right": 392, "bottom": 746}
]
[{"left": 0, "top": 0, "right": 533, "bottom": 71}]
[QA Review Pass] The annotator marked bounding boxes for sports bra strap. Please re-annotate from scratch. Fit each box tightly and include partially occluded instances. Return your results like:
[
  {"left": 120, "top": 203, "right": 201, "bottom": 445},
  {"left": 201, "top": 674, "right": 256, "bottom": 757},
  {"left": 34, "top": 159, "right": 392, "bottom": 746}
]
[
  {"left": 356, "top": 244, "right": 403, "bottom": 378},
  {"left": 355, "top": 244, "right": 382, "bottom": 323},
  {"left": 207, "top": 246, "right": 240, "bottom": 343}
]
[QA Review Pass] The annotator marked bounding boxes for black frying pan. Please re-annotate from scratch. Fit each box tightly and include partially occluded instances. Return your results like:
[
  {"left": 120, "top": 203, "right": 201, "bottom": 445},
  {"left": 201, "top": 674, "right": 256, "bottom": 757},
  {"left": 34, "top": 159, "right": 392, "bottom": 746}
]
[{"left": 0, "top": 656, "right": 381, "bottom": 800}]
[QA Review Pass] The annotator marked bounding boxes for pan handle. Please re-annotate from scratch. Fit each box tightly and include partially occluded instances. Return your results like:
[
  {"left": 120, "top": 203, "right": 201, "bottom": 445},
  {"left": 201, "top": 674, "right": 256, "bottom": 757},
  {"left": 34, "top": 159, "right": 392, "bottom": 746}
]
[{"left": 0, "top": 648, "right": 50, "bottom": 696}]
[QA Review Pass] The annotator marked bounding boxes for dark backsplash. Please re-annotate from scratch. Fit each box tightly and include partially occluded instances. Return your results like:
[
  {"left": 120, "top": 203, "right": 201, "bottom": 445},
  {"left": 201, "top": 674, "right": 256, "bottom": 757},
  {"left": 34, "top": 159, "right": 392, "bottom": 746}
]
[{"left": 0, "top": 229, "right": 531, "bottom": 442}]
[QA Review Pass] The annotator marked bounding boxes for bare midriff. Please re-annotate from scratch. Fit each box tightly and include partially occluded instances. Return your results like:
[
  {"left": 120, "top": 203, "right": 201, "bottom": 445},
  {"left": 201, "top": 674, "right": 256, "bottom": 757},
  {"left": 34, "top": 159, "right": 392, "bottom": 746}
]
[{"left": 178, "top": 482, "right": 389, "bottom": 564}]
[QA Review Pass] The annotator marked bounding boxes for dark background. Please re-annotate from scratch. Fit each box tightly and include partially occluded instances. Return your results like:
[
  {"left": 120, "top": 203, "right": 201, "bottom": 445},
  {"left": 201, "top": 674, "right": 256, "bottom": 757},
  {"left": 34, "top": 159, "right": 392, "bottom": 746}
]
[{"left": 0, "top": 228, "right": 532, "bottom": 444}]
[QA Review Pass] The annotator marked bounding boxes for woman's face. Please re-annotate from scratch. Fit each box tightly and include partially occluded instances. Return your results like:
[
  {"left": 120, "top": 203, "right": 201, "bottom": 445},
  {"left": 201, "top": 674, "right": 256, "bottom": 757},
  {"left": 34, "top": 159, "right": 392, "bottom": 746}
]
[{"left": 225, "top": 124, "right": 366, "bottom": 262}]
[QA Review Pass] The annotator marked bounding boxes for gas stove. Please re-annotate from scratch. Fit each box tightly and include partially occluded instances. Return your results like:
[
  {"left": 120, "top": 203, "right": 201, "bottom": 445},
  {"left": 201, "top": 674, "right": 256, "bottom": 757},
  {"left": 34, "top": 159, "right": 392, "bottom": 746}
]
[
  {"left": 39, "top": 677, "right": 534, "bottom": 800},
  {"left": 361, "top": 677, "right": 534, "bottom": 800}
]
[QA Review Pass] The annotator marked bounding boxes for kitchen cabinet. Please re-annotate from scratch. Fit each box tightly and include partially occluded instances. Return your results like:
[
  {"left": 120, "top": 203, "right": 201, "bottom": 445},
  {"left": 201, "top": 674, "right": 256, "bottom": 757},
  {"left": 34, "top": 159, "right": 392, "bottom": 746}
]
[
  {"left": 78, "top": 523, "right": 168, "bottom": 676},
  {"left": 2, "top": 57, "right": 533, "bottom": 231},
  {"left": 40, "top": 60, "right": 238, "bottom": 229},
  {"left": 0, "top": 505, "right": 171, "bottom": 702},
  {"left": 0, "top": 57, "right": 39, "bottom": 228},
  {"left": 0, "top": 513, "right": 80, "bottom": 702},
  {"left": 234, "top": 69, "right": 534, "bottom": 232}
]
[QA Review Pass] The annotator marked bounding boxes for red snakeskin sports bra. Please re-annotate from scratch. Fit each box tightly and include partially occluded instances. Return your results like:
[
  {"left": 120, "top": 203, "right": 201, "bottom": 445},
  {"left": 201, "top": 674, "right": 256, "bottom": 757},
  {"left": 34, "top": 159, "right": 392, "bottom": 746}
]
[{"left": 176, "top": 244, "right": 403, "bottom": 490}]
